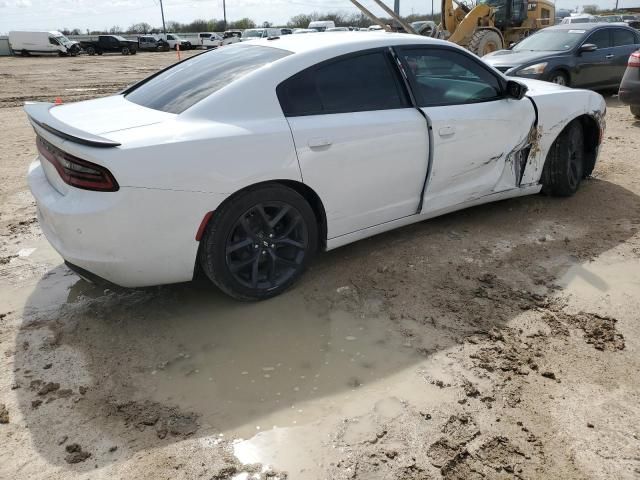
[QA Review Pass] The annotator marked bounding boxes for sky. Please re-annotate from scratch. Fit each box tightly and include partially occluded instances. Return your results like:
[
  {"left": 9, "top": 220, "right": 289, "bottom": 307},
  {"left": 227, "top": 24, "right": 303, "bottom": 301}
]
[{"left": 1, "top": 0, "right": 638, "bottom": 34}]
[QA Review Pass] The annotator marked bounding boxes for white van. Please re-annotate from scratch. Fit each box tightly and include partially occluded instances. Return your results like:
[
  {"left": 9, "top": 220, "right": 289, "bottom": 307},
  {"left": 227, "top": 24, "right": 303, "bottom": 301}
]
[
  {"left": 8, "top": 31, "right": 80, "bottom": 56},
  {"left": 308, "top": 20, "right": 336, "bottom": 32},
  {"left": 197, "top": 32, "right": 222, "bottom": 49}
]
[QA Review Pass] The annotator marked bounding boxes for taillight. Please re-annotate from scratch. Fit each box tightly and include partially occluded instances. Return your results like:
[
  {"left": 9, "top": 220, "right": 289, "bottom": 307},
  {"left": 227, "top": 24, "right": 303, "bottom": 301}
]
[
  {"left": 36, "top": 136, "right": 119, "bottom": 192},
  {"left": 629, "top": 51, "right": 640, "bottom": 68}
]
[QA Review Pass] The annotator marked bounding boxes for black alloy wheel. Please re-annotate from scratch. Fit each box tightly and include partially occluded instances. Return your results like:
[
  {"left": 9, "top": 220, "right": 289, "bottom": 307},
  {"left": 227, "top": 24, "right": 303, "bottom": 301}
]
[
  {"left": 200, "top": 185, "right": 318, "bottom": 300},
  {"left": 225, "top": 202, "right": 308, "bottom": 290}
]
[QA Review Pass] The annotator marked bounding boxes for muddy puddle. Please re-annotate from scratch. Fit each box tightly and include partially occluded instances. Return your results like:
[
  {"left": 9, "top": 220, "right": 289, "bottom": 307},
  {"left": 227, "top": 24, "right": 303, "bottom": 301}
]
[
  {"left": 558, "top": 255, "right": 640, "bottom": 296},
  {"left": 8, "top": 240, "right": 429, "bottom": 441},
  {"left": 136, "top": 295, "right": 425, "bottom": 437}
]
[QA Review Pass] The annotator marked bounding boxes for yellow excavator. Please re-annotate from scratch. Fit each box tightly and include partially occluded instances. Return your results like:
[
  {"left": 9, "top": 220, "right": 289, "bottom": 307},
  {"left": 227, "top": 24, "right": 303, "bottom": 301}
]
[{"left": 350, "top": 0, "right": 555, "bottom": 56}]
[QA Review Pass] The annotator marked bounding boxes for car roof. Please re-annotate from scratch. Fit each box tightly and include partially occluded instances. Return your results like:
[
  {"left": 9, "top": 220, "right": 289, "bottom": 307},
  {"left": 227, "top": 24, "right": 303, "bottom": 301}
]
[{"left": 244, "top": 31, "right": 449, "bottom": 54}]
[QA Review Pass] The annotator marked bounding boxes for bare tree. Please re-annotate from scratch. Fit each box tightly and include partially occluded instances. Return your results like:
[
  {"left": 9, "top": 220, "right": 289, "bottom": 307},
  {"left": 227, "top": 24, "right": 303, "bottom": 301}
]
[{"left": 582, "top": 4, "right": 599, "bottom": 14}]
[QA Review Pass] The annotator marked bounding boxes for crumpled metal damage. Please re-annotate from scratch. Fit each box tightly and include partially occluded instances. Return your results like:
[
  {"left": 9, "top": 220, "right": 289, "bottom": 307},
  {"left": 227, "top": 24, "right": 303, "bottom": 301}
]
[{"left": 493, "top": 119, "right": 540, "bottom": 191}]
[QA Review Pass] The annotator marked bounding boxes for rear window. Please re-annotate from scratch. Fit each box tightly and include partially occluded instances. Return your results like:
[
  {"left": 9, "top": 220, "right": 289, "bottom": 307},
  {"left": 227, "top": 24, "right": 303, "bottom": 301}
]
[
  {"left": 126, "top": 44, "right": 291, "bottom": 114},
  {"left": 277, "top": 51, "right": 409, "bottom": 116}
]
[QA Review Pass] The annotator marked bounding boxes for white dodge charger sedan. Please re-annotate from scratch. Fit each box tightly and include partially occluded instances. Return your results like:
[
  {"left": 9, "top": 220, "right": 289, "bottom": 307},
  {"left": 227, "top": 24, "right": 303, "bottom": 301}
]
[{"left": 26, "top": 33, "right": 605, "bottom": 300}]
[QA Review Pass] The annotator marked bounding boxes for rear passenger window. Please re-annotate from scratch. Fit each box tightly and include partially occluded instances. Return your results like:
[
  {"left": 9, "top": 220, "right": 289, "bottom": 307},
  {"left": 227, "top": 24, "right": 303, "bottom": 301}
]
[
  {"left": 585, "top": 29, "right": 610, "bottom": 49},
  {"left": 277, "top": 51, "right": 409, "bottom": 116},
  {"left": 612, "top": 29, "right": 637, "bottom": 46}
]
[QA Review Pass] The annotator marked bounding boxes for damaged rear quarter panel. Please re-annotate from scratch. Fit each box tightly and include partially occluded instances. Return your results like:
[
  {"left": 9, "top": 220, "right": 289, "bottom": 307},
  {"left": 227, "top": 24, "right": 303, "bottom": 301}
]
[{"left": 518, "top": 81, "right": 606, "bottom": 186}]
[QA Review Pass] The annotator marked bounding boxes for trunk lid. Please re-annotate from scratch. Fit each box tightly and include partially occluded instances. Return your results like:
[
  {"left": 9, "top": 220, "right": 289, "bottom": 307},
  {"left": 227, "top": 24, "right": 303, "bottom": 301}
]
[{"left": 48, "top": 95, "right": 174, "bottom": 137}]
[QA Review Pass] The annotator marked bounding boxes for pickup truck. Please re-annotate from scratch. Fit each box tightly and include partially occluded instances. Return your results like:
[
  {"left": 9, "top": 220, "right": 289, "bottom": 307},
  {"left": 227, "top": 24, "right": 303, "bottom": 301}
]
[
  {"left": 80, "top": 35, "right": 138, "bottom": 55},
  {"left": 156, "top": 33, "right": 193, "bottom": 50},
  {"left": 138, "top": 35, "right": 170, "bottom": 52}
]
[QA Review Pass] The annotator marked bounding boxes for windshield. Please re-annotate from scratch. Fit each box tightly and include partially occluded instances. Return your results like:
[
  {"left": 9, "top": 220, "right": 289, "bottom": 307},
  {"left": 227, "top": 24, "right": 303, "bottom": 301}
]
[
  {"left": 513, "top": 29, "right": 585, "bottom": 51},
  {"left": 113, "top": 35, "right": 128, "bottom": 41},
  {"left": 244, "top": 29, "right": 265, "bottom": 38},
  {"left": 55, "top": 34, "right": 72, "bottom": 45},
  {"left": 126, "top": 44, "right": 291, "bottom": 114}
]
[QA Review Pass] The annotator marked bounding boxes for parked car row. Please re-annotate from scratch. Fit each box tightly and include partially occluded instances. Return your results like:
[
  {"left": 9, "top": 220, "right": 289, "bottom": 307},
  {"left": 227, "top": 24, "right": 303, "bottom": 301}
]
[{"left": 560, "top": 12, "right": 640, "bottom": 25}]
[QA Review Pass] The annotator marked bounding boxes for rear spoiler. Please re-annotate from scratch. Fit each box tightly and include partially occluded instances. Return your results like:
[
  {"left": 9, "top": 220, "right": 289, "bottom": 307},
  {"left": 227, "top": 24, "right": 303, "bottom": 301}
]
[{"left": 24, "top": 102, "right": 121, "bottom": 148}]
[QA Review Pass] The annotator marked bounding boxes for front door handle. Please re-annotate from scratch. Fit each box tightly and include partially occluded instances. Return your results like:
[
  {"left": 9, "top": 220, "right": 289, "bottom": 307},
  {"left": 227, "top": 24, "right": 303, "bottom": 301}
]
[
  {"left": 438, "top": 125, "right": 456, "bottom": 137},
  {"left": 605, "top": 54, "right": 614, "bottom": 59},
  {"left": 308, "top": 137, "right": 332, "bottom": 148}
]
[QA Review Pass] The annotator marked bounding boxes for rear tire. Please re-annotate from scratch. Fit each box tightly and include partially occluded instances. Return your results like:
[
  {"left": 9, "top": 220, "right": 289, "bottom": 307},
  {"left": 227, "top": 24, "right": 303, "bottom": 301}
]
[
  {"left": 541, "top": 122, "right": 585, "bottom": 197},
  {"left": 468, "top": 29, "right": 503, "bottom": 56},
  {"left": 199, "top": 185, "right": 318, "bottom": 301},
  {"left": 121, "top": 47, "right": 130, "bottom": 55},
  {"left": 631, "top": 105, "right": 640, "bottom": 119}
]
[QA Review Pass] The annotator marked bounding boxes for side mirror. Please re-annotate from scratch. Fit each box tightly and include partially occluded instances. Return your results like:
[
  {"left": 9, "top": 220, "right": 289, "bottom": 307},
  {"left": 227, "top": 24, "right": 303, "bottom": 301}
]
[
  {"left": 506, "top": 80, "right": 528, "bottom": 100},
  {"left": 508, "top": 41, "right": 516, "bottom": 49},
  {"left": 578, "top": 43, "right": 597, "bottom": 54}
]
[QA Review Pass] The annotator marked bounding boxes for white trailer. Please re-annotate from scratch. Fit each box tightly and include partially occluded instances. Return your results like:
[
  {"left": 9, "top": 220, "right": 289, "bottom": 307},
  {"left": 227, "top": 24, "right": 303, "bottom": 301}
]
[{"left": 8, "top": 31, "right": 80, "bottom": 56}]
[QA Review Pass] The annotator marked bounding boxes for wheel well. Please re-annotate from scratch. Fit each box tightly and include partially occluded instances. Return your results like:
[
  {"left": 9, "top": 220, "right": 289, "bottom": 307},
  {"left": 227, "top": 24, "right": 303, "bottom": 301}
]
[
  {"left": 201, "top": 180, "right": 328, "bottom": 249},
  {"left": 549, "top": 67, "right": 571, "bottom": 85},
  {"left": 576, "top": 114, "right": 600, "bottom": 177},
  {"left": 543, "top": 114, "right": 601, "bottom": 181},
  {"left": 274, "top": 180, "right": 328, "bottom": 251},
  {"left": 192, "top": 179, "right": 327, "bottom": 282}
]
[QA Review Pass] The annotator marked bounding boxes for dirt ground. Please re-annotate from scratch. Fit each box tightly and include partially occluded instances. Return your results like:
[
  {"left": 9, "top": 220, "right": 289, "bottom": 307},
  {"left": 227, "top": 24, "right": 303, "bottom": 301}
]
[{"left": 0, "top": 51, "right": 639, "bottom": 480}]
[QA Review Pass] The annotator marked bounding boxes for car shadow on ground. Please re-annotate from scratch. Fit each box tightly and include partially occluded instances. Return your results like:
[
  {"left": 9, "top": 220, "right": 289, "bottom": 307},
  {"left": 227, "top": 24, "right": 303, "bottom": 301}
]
[{"left": 13, "top": 177, "right": 640, "bottom": 470}]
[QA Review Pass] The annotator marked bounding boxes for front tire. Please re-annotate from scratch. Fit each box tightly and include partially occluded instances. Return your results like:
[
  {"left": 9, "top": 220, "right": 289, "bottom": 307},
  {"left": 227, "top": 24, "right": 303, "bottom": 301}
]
[
  {"left": 548, "top": 70, "right": 569, "bottom": 87},
  {"left": 541, "top": 122, "right": 585, "bottom": 196},
  {"left": 200, "top": 185, "right": 318, "bottom": 301},
  {"left": 468, "top": 29, "right": 503, "bottom": 56}
]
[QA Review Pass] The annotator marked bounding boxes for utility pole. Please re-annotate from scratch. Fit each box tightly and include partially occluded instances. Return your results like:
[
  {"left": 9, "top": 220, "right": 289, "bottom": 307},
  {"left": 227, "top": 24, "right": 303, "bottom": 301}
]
[
  {"left": 223, "top": 0, "right": 227, "bottom": 30},
  {"left": 159, "top": 0, "right": 166, "bottom": 34},
  {"left": 394, "top": 0, "right": 400, "bottom": 14},
  {"left": 431, "top": 0, "right": 434, "bottom": 20}
]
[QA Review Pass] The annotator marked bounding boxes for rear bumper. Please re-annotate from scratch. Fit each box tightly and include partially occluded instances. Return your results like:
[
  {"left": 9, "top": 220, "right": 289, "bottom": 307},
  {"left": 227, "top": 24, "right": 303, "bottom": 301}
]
[
  {"left": 28, "top": 159, "right": 226, "bottom": 287},
  {"left": 618, "top": 70, "right": 640, "bottom": 105}
]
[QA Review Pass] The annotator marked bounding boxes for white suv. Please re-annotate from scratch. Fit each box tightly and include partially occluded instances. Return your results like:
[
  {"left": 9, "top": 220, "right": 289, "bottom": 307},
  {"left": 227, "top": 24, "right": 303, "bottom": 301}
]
[{"left": 157, "top": 33, "right": 192, "bottom": 50}]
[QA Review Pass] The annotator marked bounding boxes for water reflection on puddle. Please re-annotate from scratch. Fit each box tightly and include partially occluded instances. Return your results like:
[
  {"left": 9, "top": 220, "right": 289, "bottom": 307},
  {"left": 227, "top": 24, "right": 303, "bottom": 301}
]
[{"left": 129, "top": 291, "right": 422, "bottom": 437}]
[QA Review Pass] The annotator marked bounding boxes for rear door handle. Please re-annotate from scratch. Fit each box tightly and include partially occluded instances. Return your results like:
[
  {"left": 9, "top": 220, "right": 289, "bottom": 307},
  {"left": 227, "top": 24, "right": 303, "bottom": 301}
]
[
  {"left": 438, "top": 125, "right": 456, "bottom": 137},
  {"left": 605, "top": 54, "right": 614, "bottom": 59},
  {"left": 308, "top": 137, "right": 332, "bottom": 148}
]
